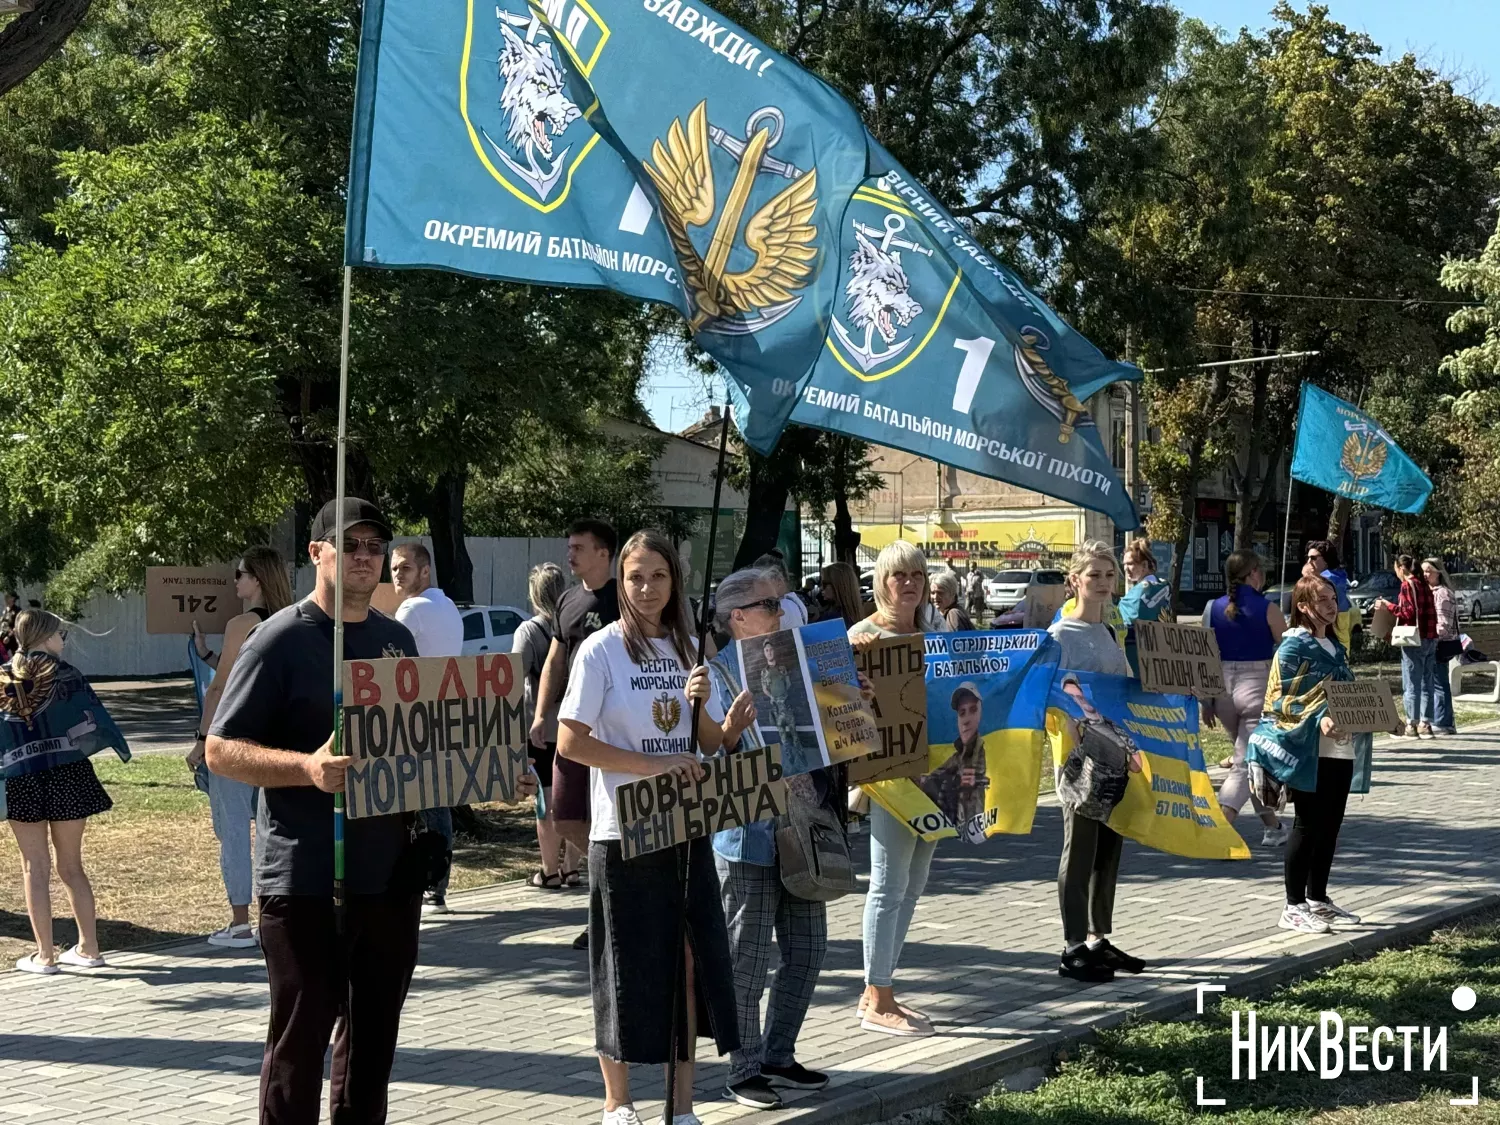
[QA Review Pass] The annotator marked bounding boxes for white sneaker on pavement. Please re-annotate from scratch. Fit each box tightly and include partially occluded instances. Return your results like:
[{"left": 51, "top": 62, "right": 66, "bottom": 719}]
[
  {"left": 1279, "top": 902, "right": 1331, "bottom": 935},
  {"left": 1261, "top": 824, "right": 1289, "bottom": 847},
  {"left": 1307, "top": 898, "right": 1362, "bottom": 926},
  {"left": 601, "top": 1106, "right": 643, "bottom": 1125},
  {"left": 207, "top": 923, "right": 259, "bottom": 949}
]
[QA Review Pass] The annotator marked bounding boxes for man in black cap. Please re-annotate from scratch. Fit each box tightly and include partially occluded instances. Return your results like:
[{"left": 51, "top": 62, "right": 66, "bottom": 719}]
[
  {"left": 207, "top": 497, "right": 533, "bottom": 1124},
  {"left": 920, "top": 682, "right": 988, "bottom": 831}
]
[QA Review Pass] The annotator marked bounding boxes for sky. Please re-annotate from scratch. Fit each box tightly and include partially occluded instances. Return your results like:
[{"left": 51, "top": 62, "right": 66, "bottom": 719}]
[{"left": 639, "top": 0, "right": 1498, "bottom": 433}]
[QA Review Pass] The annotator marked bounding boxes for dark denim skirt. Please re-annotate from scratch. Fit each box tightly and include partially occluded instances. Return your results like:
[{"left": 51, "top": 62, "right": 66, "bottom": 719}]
[{"left": 588, "top": 837, "right": 740, "bottom": 1063}]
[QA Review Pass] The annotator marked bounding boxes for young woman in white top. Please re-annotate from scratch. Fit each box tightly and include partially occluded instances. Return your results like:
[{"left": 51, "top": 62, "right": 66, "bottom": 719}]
[
  {"left": 1048, "top": 542, "right": 1146, "bottom": 984},
  {"left": 848, "top": 540, "right": 949, "bottom": 1036},
  {"left": 1423, "top": 558, "right": 1460, "bottom": 735},
  {"left": 559, "top": 529, "right": 756, "bottom": 1125}
]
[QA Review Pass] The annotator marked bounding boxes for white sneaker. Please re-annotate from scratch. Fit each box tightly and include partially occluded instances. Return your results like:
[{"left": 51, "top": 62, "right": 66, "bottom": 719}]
[
  {"left": 1261, "top": 824, "right": 1289, "bottom": 847},
  {"left": 602, "top": 1106, "right": 643, "bottom": 1125},
  {"left": 1279, "top": 902, "right": 1331, "bottom": 934},
  {"left": 207, "top": 923, "right": 258, "bottom": 949},
  {"left": 1307, "top": 898, "right": 1361, "bottom": 926}
]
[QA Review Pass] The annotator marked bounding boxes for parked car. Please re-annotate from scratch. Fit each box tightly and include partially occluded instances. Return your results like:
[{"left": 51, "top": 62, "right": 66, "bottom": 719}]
[
  {"left": 1348, "top": 571, "right": 1401, "bottom": 619},
  {"left": 985, "top": 568, "right": 1065, "bottom": 612},
  {"left": 1452, "top": 573, "right": 1500, "bottom": 621},
  {"left": 459, "top": 604, "right": 529, "bottom": 656}
]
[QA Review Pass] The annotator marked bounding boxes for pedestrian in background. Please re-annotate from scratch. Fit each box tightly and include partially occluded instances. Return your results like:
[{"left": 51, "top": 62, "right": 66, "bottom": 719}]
[
  {"left": 1203, "top": 550, "right": 1288, "bottom": 845},
  {"left": 1423, "top": 557, "right": 1459, "bottom": 736},
  {"left": 558, "top": 529, "right": 749, "bottom": 1125},
  {"left": 813, "top": 562, "right": 868, "bottom": 628},
  {"left": 3, "top": 611, "right": 129, "bottom": 975},
  {"left": 965, "top": 562, "right": 986, "bottom": 624},
  {"left": 190, "top": 544, "right": 294, "bottom": 948},
  {"left": 513, "top": 561, "right": 576, "bottom": 889},
  {"left": 929, "top": 569, "right": 973, "bottom": 632},
  {"left": 1302, "top": 540, "right": 1356, "bottom": 651},
  {"left": 391, "top": 541, "right": 466, "bottom": 915},
  {"left": 755, "top": 552, "right": 808, "bottom": 629},
  {"left": 1379, "top": 554, "right": 1438, "bottom": 739}
]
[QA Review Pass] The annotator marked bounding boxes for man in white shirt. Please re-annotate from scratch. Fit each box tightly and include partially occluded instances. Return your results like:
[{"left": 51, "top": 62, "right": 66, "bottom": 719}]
[{"left": 390, "top": 542, "right": 465, "bottom": 914}]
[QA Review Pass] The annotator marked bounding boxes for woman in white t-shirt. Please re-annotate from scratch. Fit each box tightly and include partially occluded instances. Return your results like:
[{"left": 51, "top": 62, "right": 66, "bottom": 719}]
[{"left": 559, "top": 529, "right": 756, "bottom": 1125}]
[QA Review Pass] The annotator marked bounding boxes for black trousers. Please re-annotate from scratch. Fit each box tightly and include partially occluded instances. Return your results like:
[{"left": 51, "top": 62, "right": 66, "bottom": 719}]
[
  {"left": 1057, "top": 808, "right": 1123, "bottom": 947},
  {"left": 258, "top": 891, "right": 422, "bottom": 1125},
  {"left": 1284, "top": 757, "right": 1354, "bottom": 906}
]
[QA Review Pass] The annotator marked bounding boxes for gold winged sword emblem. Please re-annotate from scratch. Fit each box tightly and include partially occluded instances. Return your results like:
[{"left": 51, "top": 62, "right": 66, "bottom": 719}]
[
  {"left": 643, "top": 101, "right": 819, "bottom": 333},
  {"left": 1340, "top": 430, "right": 1388, "bottom": 481}
]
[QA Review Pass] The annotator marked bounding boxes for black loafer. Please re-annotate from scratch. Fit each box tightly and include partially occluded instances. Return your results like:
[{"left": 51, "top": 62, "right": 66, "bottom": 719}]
[
  {"left": 761, "top": 1061, "right": 829, "bottom": 1089},
  {"left": 726, "top": 1076, "right": 783, "bottom": 1109}
]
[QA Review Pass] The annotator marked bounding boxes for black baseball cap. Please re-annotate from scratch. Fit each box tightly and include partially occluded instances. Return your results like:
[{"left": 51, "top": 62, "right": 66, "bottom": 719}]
[{"left": 309, "top": 497, "right": 393, "bottom": 543}]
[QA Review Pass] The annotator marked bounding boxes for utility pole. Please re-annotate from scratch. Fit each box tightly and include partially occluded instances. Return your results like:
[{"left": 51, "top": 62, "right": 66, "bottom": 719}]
[{"left": 1123, "top": 325, "right": 1139, "bottom": 508}]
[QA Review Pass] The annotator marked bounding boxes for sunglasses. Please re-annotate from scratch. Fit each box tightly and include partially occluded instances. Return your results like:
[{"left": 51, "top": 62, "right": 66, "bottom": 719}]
[
  {"left": 733, "top": 597, "right": 783, "bottom": 616},
  {"left": 323, "top": 536, "right": 390, "bottom": 557}
]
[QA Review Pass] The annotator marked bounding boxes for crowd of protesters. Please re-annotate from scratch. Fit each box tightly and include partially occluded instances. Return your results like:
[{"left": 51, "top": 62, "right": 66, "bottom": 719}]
[{"left": 0, "top": 513, "right": 1470, "bottom": 1124}]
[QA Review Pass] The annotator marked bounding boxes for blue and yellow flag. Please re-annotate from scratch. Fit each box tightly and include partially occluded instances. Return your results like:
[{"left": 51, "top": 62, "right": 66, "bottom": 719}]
[
  {"left": 345, "top": 0, "right": 1138, "bottom": 512},
  {"left": 919, "top": 630, "right": 1059, "bottom": 842},
  {"left": 1047, "top": 671, "right": 1248, "bottom": 861},
  {"left": 1290, "top": 384, "right": 1432, "bottom": 514}
]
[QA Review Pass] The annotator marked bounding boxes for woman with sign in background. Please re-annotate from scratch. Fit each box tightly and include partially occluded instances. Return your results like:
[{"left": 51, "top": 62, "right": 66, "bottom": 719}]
[
  {"left": 707, "top": 566, "right": 837, "bottom": 1110},
  {"left": 1117, "top": 538, "right": 1173, "bottom": 676},
  {"left": 848, "top": 540, "right": 951, "bottom": 1037},
  {"left": 189, "top": 546, "right": 293, "bottom": 949},
  {"left": 1049, "top": 541, "right": 1146, "bottom": 984},
  {"left": 1423, "top": 558, "right": 1459, "bottom": 736},
  {"left": 1247, "top": 575, "right": 1377, "bottom": 935},
  {"left": 930, "top": 569, "right": 974, "bottom": 633},
  {"left": 1203, "top": 550, "right": 1289, "bottom": 847},
  {"left": 3, "top": 611, "right": 130, "bottom": 974},
  {"left": 558, "top": 530, "right": 755, "bottom": 1125}
]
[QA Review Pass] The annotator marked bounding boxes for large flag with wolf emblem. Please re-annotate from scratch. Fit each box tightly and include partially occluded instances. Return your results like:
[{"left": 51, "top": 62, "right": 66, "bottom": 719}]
[
  {"left": 1289, "top": 384, "right": 1432, "bottom": 514},
  {"left": 344, "top": 0, "right": 1138, "bottom": 521}
]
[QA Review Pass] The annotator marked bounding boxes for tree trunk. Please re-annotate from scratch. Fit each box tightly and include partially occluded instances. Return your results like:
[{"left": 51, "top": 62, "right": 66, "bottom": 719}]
[
  {"left": 425, "top": 468, "right": 474, "bottom": 603},
  {"left": 831, "top": 492, "right": 859, "bottom": 565},
  {"left": 733, "top": 451, "right": 794, "bottom": 569},
  {"left": 1326, "top": 496, "right": 1352, "bottom": 559},
  {"left": 0, "top": 0, "right": 91, "bottom": 99}
]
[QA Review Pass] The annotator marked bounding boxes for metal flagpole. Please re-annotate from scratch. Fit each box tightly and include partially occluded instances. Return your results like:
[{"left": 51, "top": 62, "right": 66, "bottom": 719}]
[
  {"left": 1280, "top": 455, "right": 1296, "bottom": 592},
  {"left": 332, "top": 266, "right": 353, "bottom": 935},
  {"left": 664, "top": 394, "right": 733, "bottom": 1125}
]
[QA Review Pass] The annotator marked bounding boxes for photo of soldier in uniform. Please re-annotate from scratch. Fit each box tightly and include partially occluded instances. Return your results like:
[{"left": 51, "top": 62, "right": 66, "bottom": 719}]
[
  {"left": 919, "top": 682, "right": 989, "bottom": 829},
  {"left": 739, "top": 631, "right": 820, "bottom": 777}
]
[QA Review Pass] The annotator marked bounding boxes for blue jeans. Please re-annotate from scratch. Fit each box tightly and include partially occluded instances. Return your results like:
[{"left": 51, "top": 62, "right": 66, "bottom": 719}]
[
  {"left": 1433, "top": 643, "right": 1457, "bottom": 730},
  {"left": 862, "top": 803, "right": 937, "bottom": 988},
  {"left": 208, "top": 773, "right": 256, "bottom": 907},
  {"left": 1401, "top": 638, "right": 1438, "bottom": 726},
  {"left": 421, "top": 806, "right": 453, "bottom": 896}
]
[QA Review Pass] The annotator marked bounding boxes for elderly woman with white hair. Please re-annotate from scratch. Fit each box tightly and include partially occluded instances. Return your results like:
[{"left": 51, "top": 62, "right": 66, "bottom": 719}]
[
  {"left": 848, "top": 540, "right": 950, "bottom": 1037},
  {"left": 930, "top": 568, "right": 974, "bottom": 632}
]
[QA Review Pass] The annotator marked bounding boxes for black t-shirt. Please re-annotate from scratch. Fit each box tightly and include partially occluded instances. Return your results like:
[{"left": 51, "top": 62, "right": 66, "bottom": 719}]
[
  {"left": 209, "top": 599, "right": 416, "bottom": 896},
  {"left": 557, "top": 579, "right": 620, "bottom": 676}
]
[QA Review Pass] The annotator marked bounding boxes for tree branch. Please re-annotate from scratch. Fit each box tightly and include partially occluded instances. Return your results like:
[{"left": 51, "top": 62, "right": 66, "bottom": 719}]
[{"left": 0, "top": 0, "right": 93, "bottom": 99}]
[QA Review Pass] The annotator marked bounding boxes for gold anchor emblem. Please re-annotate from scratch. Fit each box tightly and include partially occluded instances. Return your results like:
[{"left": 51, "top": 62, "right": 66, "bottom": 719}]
[{"left": 644, "top": 102, "right": 819, "bottom": 334}]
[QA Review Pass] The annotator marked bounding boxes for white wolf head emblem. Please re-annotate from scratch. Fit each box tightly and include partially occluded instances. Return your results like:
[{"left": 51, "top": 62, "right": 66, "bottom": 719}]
[
  {"left": 498, "top": 23, "right": 581, "bottom": 162},
  {"left": 845, "top": 230, "right": 922, "bottom": 344}
]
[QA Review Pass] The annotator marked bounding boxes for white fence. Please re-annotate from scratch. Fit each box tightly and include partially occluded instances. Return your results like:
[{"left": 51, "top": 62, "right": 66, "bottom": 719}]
[{"left": 33, "top": 536, "right": 568, "bottom": 679}]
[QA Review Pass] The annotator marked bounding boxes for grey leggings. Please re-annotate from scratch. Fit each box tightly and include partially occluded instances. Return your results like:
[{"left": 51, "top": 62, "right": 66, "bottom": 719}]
[{"left": 1213, "top": 660, "right": 1281, "bottom": 827}]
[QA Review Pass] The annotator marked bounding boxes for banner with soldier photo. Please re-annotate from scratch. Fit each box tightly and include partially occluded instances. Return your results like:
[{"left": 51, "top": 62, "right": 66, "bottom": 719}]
[
  {"left": 1046, "top": 671, "right": 1249, "bottom": 860},
  {"left": 919, "top": 630, "right": 1059, "bottom": 842}
]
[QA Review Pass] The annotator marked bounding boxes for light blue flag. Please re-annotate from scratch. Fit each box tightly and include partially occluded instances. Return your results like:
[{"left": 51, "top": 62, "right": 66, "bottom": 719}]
[
  {"left": 788, "top": 142, "right": 1138, "bottom": 527},
  {"left": 1290, "top": 384, "right": 1432, "bottom": 514}
]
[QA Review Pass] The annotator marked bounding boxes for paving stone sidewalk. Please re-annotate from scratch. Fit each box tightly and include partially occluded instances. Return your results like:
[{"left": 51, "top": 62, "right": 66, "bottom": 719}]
[{"left": 3, "top": 731, "right": 1499, "bottom": 1125}]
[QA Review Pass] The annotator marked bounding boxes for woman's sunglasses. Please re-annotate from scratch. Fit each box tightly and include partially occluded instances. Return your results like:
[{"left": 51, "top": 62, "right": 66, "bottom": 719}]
[{"left": 733, "top": 597, "right": 783, "bottom": 615}]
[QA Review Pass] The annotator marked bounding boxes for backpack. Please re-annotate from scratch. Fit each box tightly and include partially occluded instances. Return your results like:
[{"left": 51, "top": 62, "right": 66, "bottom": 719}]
[
  {"left": 1056, "top": 716, "right": 1133, "bottom": 822},
  {"left": 776, "top": 777, "right": 856, "bottom": 902}
]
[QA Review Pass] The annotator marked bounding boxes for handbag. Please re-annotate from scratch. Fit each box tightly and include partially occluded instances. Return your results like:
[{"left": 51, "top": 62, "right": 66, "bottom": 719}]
[
  {"left": 1057, "top": 716, "right": 1134, "bottom": 822},
  {"left": 777, "top": 781, "right": 856, "bottom": 902},
  {"left": 1390, "top": 625, "right": 1420, "bottom": 648}
]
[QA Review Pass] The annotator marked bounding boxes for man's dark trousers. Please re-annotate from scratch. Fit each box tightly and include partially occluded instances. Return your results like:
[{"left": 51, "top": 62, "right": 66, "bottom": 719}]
[{"left": 258, "top": 891, "right": 422, "bottom": 1124}]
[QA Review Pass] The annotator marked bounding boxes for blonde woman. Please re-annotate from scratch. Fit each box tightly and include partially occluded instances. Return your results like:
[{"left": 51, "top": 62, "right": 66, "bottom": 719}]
[
  {"left": 849, "top": 540, "right": 951, "bottom": 1036},
  {"left": 1050, "top": 542, "right": 1145, "bottom": 983},
  {"left": 1423, "top": 558, "right": 1459, "bottom": 735},
  {"left": 2, "top": 611, "right": 130, "bottom": 974},
  {"left": 189, "top": 546, "right": 293, "bottom": 948}
]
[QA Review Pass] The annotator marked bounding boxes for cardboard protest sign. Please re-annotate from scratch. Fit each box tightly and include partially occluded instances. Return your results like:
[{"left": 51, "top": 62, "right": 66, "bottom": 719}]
[
  {"left": 847, "top": 636, "right": 928, "bottom": 785},
  {"left": 736, "top": 620, "right": 878, "bottom": 776},
  {"left": 145, "top": 567, "right": 239, "bottom": 635},
  {"left": 1046, "top": 672, "right": 1249, "bottom": 860},
  {"left": 340, "top": 654, "right": 527, "bottom": 819},
  {"left": 1023, "top": 584, "right": 1069, "bottom": 629},
  {"left": 615, "top": 744, "right": 786, "bottom": 859},
  {"left": 920, "top": 630, "right": 1059, "bottom": 842},
  {"left": 1133, "top": 620, "right": 1225, "bottom": 699},
  {"left": 1370, "top": 601, "right": 1396, "bottom": 643},
  {"left": 1323, "top": 678, "right": 1399, "bottom": 733}
]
